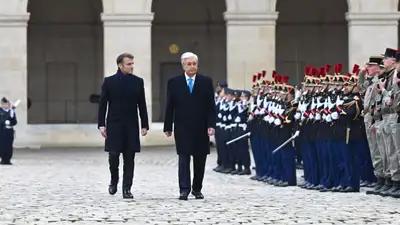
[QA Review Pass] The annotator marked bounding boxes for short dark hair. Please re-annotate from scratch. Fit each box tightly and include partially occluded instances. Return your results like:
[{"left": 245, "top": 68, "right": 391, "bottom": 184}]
[{"left": 116, "top": 53, "right": 134, "bottom": 65}]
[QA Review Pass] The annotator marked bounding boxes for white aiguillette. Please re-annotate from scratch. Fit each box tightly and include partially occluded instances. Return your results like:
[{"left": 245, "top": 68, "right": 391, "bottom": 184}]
[{"left": 12, "top": 99, "right": 21, "bottom": 108}]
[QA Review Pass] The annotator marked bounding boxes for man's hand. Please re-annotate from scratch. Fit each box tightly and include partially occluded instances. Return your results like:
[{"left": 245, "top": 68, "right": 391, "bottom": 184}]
[
  {"left": 99, "top": 126, "right": 107, "bottom": 138},
  {"left": 164, "top": 131, "right": 172, "bottom": 137},
  {"left": 208, "top": 128, "right": 215, "bottom": 136},
  {"left": 141, "top": 128, "right": 148, "bottom": 136}
]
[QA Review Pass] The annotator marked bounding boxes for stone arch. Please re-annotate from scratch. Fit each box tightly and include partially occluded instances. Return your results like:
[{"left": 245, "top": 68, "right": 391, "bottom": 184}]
[
  {"left": 27, "top": 0, "right": 104, "bottom": 124},
  {"left": 276, "top": 0, "right": 349, "bottom": 84},
  {"left": 151, "top": 0, "right": 227, "bottom": 122}
]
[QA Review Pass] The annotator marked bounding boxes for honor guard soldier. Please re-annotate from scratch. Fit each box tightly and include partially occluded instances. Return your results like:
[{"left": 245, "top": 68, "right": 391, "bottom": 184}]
[{"left": 0, "top": 97, "right": 17, "bottom": 165}]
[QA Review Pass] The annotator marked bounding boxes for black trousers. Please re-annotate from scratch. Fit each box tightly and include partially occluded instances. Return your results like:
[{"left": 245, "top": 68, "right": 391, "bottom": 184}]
[
  {"left": 0, "top": 129, "right": 14, "bottom": 163},
  {"left": 108, "top": 151, "right": 135, "bottom": 189},
  {"left": 178, "top": 154, "right": 207, "bottom": 194}
]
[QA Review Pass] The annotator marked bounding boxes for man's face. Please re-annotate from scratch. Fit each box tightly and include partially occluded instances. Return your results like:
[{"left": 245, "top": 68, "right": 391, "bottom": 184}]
[
  {"left": 118, "top": 57, "right": 134, "bottom": 74},
  {"left": 366, "top": 65, "right": 380, "bottom": 76},
  {"left": 383, "top": 57, "right": 396, "bottom": 69},
  {"left": 1, "top": 102, "right": 10, "bottom": 109},
  {"left": 182, "top": 57, "right": 198, "bottom": 76},
  {"left": 219, "top": 88, "right": 225, "bottom": 97}
]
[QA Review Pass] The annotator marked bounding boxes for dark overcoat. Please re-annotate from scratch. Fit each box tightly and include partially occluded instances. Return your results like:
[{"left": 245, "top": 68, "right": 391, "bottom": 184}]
[
  {"left": 98, "top": 70, "right": 149, "bottom": 153},
  {"left": 163, "top": 74, "right": 216, "bottom": 155}
]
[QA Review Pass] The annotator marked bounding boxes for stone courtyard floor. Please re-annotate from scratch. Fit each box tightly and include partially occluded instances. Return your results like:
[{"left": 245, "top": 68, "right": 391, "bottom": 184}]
[{"left": 0, "top": 146, "right": 400, "bottom": 224}]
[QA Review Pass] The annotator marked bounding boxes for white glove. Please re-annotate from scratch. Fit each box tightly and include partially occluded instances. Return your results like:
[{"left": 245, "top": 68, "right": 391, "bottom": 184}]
[
  {"left": 268, "top": 116, "right": 275, "bottom": 124},
  {"left": 234, "top": 117, "right": 241, "bottom": 123},
  {"left": 325, "top": 114, "right": 332, "bottom": 122},
  {"left": 294, "top": 112, "right": 301, "bottom": 120},
  {"left": 5, "top": 120, "right": 10, "bottom": 125},
  {"left": 274, "top": 118, "right": 281, "bottom": 126},
  {"left": 331, "top": 111, "right": 339, "bottom": 120}
]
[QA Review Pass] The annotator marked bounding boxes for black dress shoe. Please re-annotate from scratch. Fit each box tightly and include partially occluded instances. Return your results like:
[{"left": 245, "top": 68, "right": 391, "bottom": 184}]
[
  {"left": 0, "top": 161, "right": 12, "bottom": 165},
  {"left": 331, "top": 186, "right": 342, "bottom": 192},
  {"left": 319, "top": 187, "right": 330, "bottom": 192},
  {"left": 366, "top": 182, "right": 377, "bottom": 188},
  {"left": 277, "top": 181, "right": 289, "bottom": 187},
  {"left": 340, "top": 186, "right": 357, "bottom": 193},
  {"left": 108, "top": 184, "right": 117, "bottom": 195},
  {"left": 298, "top": 182, "right": 308, "bottom": 188},
  {"left": 250, "top": 175, "right": 259, "bottom": 180},
  {"left": 360, "top": 180, "right": 368, "bottom": 187},
  {"left": 260, "top": 175, "right": 269, "bottom": 182},
  {"left": 191, "top": 191, "right": 204, "bottom": 199},
  {"left": 392, "top": 189, "right": 400, "bottom": 198},
  {"left": 213, "top": 165, "right": 224, "bottom": 172},
  {"left": 122, "top": 189, "right": 133, "bottom": 199},
  {"left": 230, "top": 169, "right": 241, "bottom": 175},
  {"left": 179, "top": 192, "right": 189, "bottom": 200},
  {"left": 240, "top": 168, "right": 251, "bottom": 175},
  {"left": 221, "top": 168, "right": 234, "bottom": 174}
]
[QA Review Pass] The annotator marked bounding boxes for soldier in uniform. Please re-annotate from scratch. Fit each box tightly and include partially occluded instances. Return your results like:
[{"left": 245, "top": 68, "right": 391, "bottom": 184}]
[
  {"left": 366, "top": 48, "right": 398, "bottom": 196},
  {"left": 392, "top": 52, "right": 400, "bottom": 198},
  {"left": 218, "top": 88, "right": 236, "bottom": 174},
  {"left": 377, "top": 49, "right": 400, "bottom": 197},
  {"left": 358, "top": 56, "right": 383, "bottom": 188},
  {"left": 248, "top": 73, "right": 267, "bottom": 180},
  {"left": 233, "top": 90, "right": 252, "bottom": 175},
  {"left": 0, "top": 97, "right": 17, "bottom": 165},
  {"left": 214, "top": 84, "right": 227, "bottom": 172}
]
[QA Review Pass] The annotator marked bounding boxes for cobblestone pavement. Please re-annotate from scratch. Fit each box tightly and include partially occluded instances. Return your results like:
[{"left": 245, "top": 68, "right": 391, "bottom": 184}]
[{"left": 0, "top": 146, "right": 400, "bottom": 225}]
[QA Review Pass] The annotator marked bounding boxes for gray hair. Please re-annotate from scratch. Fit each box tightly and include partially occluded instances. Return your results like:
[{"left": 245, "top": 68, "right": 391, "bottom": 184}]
[{"left": 181, "top": 52, "right": 198, "bottom": 65}]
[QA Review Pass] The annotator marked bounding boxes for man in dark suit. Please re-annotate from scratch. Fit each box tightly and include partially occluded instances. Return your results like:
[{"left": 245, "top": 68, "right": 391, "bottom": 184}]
[
  {"left": 98, "top": 53, "right": 149, "bottom": 199},
  {"left": 164, "top": 52, "right": 216, "bottom": 200}
]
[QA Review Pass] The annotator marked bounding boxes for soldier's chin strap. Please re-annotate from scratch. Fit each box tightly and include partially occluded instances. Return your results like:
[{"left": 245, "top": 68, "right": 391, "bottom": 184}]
[{"left": 272, "top": 130, "right": 300, "bottom": 154}]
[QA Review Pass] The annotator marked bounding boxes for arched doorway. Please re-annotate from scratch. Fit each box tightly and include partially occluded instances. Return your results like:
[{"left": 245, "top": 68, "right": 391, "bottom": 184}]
[
  {"left": 276, "top": 0, "right": 348, "bottom": 84},
  {"left": 27, "top": 0, "right": 103, "bottom": 124},
  {"left": 151, "top": 0, "right": 227, "bottom": 122}
]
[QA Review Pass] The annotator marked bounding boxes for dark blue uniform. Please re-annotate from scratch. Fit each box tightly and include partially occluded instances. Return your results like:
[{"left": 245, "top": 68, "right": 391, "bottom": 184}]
[{"left": 0, "top": 108, "right": 17, "bottom": 164}]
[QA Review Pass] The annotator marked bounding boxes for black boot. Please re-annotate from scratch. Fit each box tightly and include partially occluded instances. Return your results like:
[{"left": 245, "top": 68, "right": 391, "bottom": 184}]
[
  {"left": 108, "top": 184, "right": 117, "bottom": 195},
  {"left": 213, "top": 165, "right": 224, "bottom": 172},
  {"left": 238, "top": 167, "right": 251, "bottom": 175},
  {"left": 231, "top": 166, "right": 242, "bottom": 175},
  {"left": 221, "top": 167, "right": 234, "bottom": 174},
  {"left": 377, "top": 178, "right": 393, "bottom": 196},
  {"left": 382, "top": 181, "right": 400, "bottom": 197},
  {"left": 123, "top": 189, "right": 133, "bottom": 199},
  {"left": 366, "top": 177, "right": 385, "bottom": 195}
]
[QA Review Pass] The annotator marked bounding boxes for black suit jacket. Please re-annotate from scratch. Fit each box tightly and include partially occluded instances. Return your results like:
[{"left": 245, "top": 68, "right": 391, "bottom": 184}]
[
  {"left": 164, "top": 74, "right": 216, "bottom": 155},
  {"left": 98, "top": 70, "right": 149, "bottom": 153}
]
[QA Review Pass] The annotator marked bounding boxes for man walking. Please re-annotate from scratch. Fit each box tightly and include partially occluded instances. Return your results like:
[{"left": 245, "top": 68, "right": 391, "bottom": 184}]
[
  {"left": 164, "top": 52, "right": 216, "bottom": 200},
  {"left": 98, "top": 53, "right": 149, "bottom": 199}
]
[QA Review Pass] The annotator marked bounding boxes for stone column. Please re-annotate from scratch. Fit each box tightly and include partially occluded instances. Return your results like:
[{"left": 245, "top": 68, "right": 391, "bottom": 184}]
[
  {"left": 224, "top": 12, "right": 278, "bottom": 89},
  {"left": 346, "top": 12, "right": 400, "bottom": 66},
  {"left": 101, "top": 13, "right": 154, "bottom": 121},
  {"left": 0, "top": 14, "right": 30, "bottom": 145},
  {"left": 346, "top": 0, "right": 400, "bottom": 66}
]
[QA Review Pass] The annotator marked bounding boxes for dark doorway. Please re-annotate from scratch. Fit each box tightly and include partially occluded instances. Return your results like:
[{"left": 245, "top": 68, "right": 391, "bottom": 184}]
[
  {"left": 151, "top": 0, "right": 227, "bottom": 122},
  {"left": 276, "top": 0, "right": 348, "bottom": 84},
  {"left": 27, "top": 0, "right": 103, "bottom": 124}
]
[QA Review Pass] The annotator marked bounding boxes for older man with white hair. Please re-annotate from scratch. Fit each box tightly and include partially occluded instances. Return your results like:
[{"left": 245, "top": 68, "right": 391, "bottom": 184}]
[{"left": 164, "top": 52, "right": 216, "bottom": 200}]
